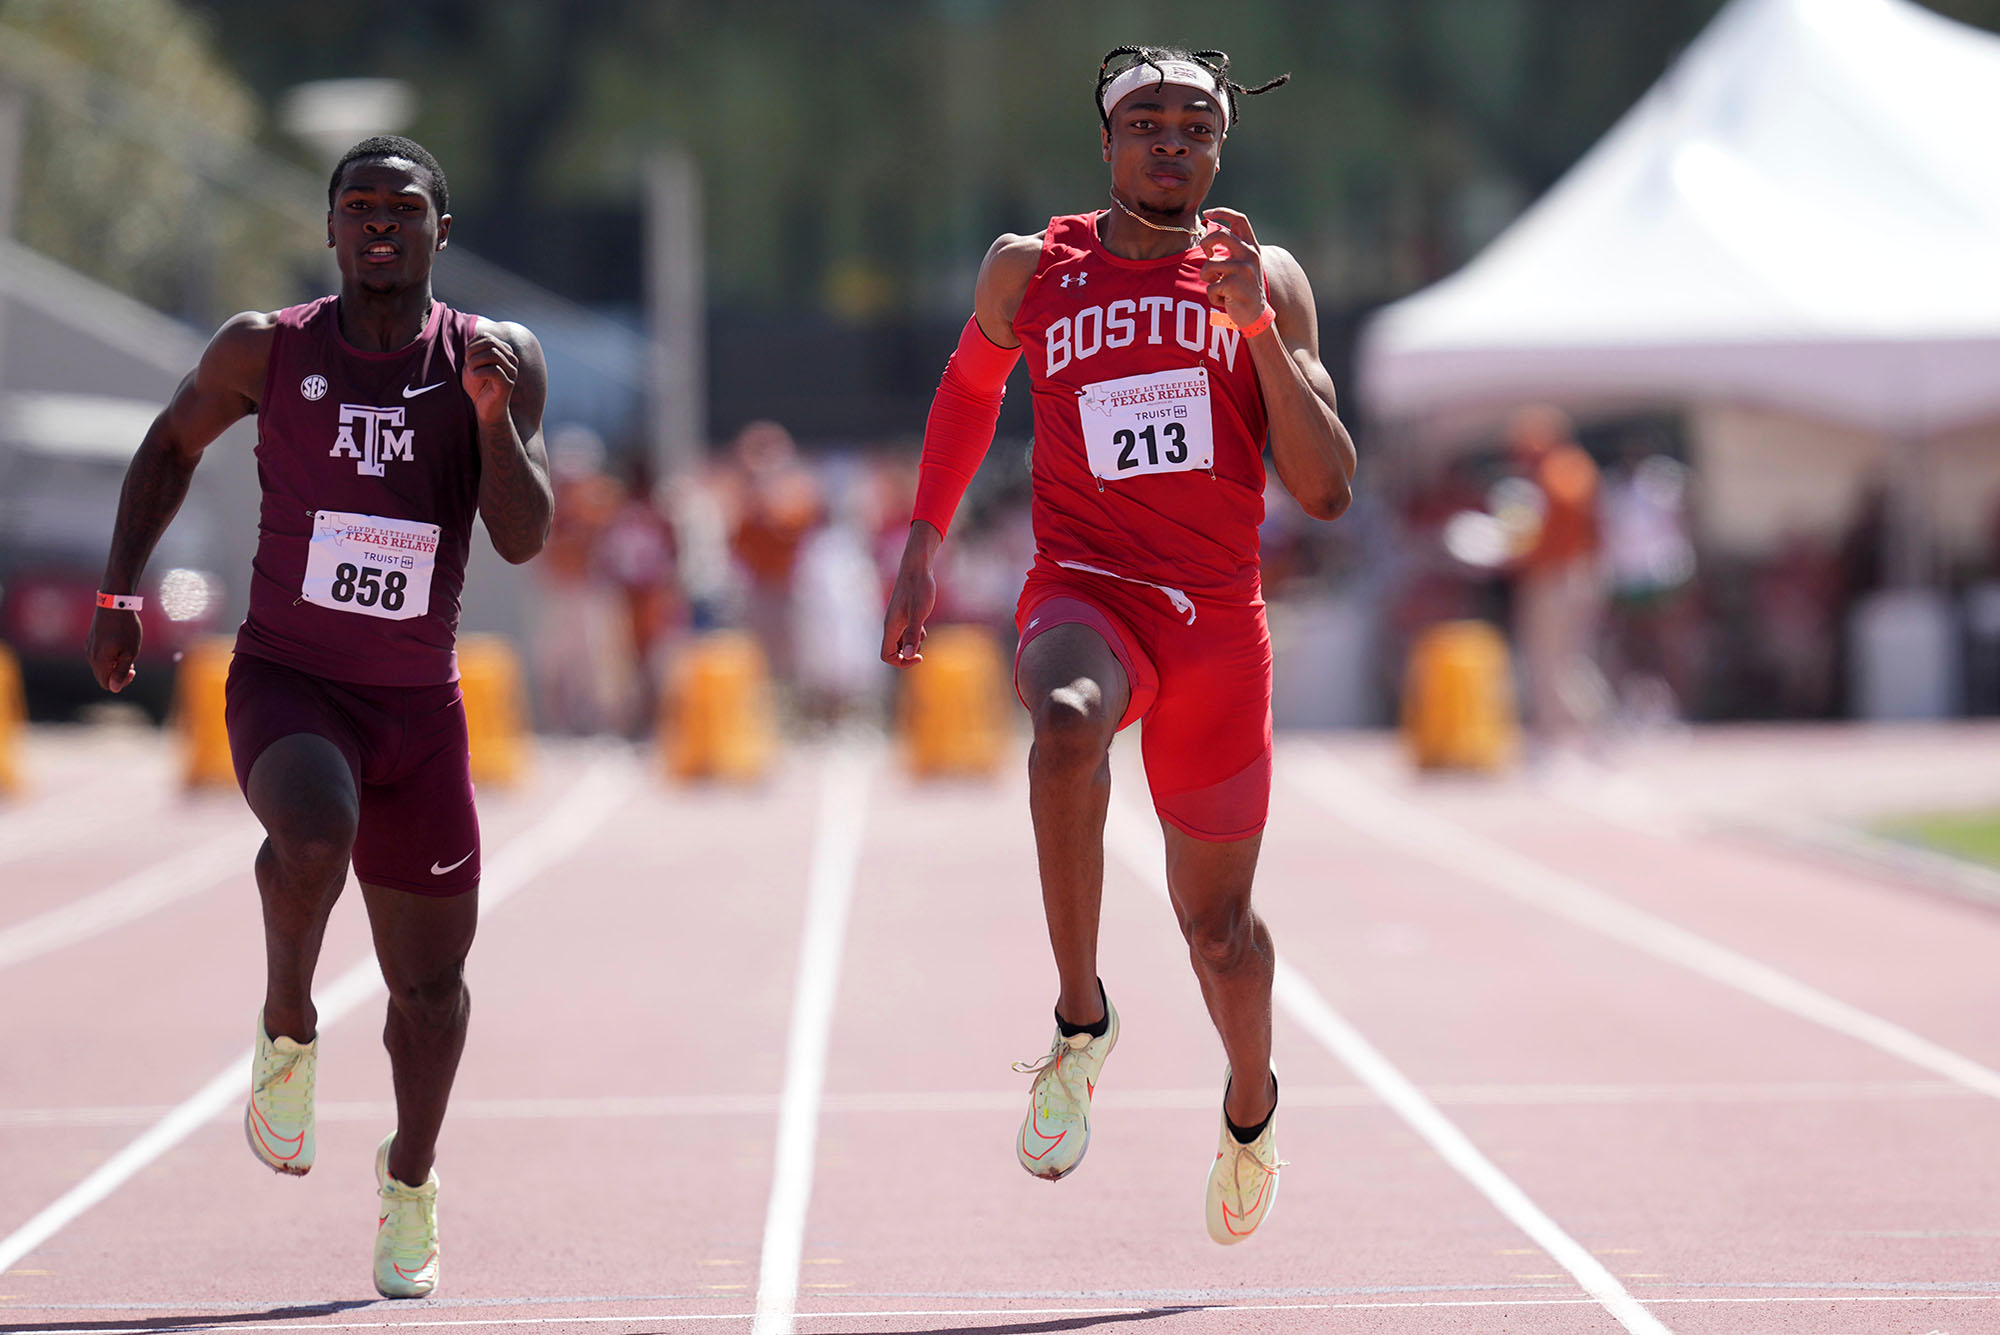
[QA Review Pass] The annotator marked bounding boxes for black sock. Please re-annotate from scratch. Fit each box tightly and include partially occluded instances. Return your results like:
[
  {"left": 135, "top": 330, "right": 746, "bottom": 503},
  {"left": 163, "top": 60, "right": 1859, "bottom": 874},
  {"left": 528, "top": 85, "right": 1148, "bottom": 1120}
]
[
  {"left": 1225, "top": 1074, "right": 1278, "bottom": 1144},
  {"left": 1055, "top": 979, "right": 1111, "bottom": 1039}
]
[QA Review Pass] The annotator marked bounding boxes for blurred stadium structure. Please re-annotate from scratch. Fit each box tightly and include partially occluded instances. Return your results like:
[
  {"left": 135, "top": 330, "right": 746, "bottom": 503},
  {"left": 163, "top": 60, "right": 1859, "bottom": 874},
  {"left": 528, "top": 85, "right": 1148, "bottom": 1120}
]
[
  {"left": 1, "top": 0, "right": 1999, "bottom": 732},
  {"left": 1363, "top": 0, "right": 2000, "bottom": 723},
  {"left": 0, "top": 7, "right": 652, "bottom": 707},
  {"left": 0, "top": 20, "right": 650, "bottom": 433}
]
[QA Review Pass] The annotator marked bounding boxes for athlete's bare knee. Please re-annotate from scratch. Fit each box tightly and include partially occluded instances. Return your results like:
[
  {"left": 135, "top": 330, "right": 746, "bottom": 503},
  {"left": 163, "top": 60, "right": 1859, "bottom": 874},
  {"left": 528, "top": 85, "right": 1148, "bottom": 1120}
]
[
  {"left": 260, "top": 821, "right": 353, "bottom": 892},
  {"left": 247, "top": 737, "right": 358, "bottom": 885},
  {"left": 1185, "top": 900, "right": 1261, "bottom": 974},
  {"left": 1031, "top": 685, "right": 1113, "bottom": 777},
  {"left": 387, "top": 962, "right": 468, "bottom": 1032}
]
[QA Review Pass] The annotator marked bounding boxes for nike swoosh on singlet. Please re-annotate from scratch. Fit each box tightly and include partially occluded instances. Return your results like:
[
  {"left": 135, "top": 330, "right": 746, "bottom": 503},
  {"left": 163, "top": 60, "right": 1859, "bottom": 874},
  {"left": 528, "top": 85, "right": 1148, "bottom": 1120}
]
[
  {"left": 402, "top": 383, "right": 446, "bottom": 399},
  {"left": 430, "top": 850, "right": 475, "bottom": 875}
]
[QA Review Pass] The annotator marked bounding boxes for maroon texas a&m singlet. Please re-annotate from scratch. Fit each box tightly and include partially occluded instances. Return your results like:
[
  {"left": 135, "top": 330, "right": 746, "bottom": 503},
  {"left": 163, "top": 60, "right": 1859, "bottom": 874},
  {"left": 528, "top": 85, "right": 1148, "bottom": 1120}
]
[{"left": 236, "top": 296, "right": 482, "bottom": 686}]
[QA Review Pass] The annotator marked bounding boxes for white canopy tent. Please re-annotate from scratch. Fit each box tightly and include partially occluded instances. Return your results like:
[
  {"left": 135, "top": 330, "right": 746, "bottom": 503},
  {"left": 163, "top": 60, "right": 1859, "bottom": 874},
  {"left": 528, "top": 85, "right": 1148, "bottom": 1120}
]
[{"left": 1358, "top": 0, "right": 2000, "bottom": 441}]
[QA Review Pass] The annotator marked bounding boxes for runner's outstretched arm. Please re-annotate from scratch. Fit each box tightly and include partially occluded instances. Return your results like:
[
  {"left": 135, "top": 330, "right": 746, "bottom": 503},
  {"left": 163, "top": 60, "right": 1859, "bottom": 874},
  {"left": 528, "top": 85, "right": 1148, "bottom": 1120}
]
[
  {"left": 86, "top": 313, "right": 273, "bottom": 692},
  {"left": 881, "top": 231, "right": 1039, "bottom": 666},
  {"left": 465, "top": 320, "right": 552, "bottom": 564},
  {"left": 1200, "top": 208, "right": 1354, "bottom": 522}
]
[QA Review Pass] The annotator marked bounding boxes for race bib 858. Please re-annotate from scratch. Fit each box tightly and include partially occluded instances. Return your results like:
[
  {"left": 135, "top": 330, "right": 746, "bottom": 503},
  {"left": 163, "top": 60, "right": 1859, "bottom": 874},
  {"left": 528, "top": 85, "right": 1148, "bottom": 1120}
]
[
  {"left": 300, "top": 509, "right": 438, "bottom": 621},
  {"left": 1076, "top": 366, "right": 1215, "bottom": 482}
]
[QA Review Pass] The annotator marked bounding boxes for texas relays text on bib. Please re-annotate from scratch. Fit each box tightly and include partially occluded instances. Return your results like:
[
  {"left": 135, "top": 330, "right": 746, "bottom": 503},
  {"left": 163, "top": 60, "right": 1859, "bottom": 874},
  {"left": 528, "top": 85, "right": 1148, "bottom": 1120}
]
[
  {"left": 300, "top": 509, "right": 439, "bottom": 621},
  {"left": 1076, "top": 365, "right": 1216, "bottom": 483}
]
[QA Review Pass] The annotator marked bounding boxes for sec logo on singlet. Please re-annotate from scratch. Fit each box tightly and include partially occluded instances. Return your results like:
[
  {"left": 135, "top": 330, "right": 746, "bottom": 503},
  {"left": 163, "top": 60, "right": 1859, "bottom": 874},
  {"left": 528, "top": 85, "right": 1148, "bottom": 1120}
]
[{"left": 301, "top": 374, "right": 328, "bottom": 402}]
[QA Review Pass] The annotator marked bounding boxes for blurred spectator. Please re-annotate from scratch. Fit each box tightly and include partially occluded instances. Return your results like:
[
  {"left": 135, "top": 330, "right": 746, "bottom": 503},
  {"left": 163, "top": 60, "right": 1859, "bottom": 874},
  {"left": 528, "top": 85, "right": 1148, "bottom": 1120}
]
[
  {"left": 1508, "top": 407, "right": 1612, "bottom": 746},
  {"left": 596, "top": 454, "right": 682, "bottom": 734},
  {"left": 1839, "top": 479, "right": 1891, "bottom": 600},
  {"left": 1387, "top": 455, "right": 1502, "bottom": 701},
  {"left": 868, "top": 452, "right": 921, "bottom": 600},
  {"left": 1601, "top": 440, "right": 1699, "bottom": 722},
  {"left": 792, "top": 463, "right": 888, "bottom": 724},
  {"left": 1986, "top": 489, "right": 2000, "bottom": 579},
  {"left": 531, "top": 426, "right": 637, "bottom": 733},
  {"left": 1260, "top": 478, "right": 1321, "bottom": 594},
  {"left": 667, "top": 457, "right": 742, "bottom": 632},
  {"left": 727, "top": 421, "right": 822, "bottom": 684},
  {"left": 1757, "top": 533, "right": 1842, "bottom": 717},
  {"left": 936, "top": 497, "right": 1034, "bottom": 640}
]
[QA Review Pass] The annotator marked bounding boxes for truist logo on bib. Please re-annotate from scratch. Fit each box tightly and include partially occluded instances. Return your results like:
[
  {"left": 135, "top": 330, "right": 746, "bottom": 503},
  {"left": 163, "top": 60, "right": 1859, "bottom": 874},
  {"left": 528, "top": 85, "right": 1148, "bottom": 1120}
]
[
  {"left": 329, "top": 404, "right": 417, "bottom": 477},
  {"left": 1044, "top": 298, "right": 1243, "bottom": 378}
]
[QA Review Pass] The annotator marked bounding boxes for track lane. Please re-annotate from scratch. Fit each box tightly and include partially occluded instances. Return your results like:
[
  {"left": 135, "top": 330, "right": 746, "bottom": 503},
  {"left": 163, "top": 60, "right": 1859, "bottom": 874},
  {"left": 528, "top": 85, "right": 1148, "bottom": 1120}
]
[
  {"left": 1265, "top": 738, "right": 2000, "bottom": 1332},
  {"left": 6, "top": 727, "right": 2000, "bottom": 1332},
  {"left": 792, "top": 747, "right": 1640, "bottom": 1334},
  {"left": 2, "top": 744, "right": 800, "bottom": 1320}
]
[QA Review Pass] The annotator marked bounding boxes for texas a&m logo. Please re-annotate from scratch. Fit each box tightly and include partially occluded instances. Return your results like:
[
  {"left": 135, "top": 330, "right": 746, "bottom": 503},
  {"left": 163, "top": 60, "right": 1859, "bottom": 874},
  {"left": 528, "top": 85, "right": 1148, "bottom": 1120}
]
[{"left": 329, "top": 404, "right": 416, "bottom": 477}]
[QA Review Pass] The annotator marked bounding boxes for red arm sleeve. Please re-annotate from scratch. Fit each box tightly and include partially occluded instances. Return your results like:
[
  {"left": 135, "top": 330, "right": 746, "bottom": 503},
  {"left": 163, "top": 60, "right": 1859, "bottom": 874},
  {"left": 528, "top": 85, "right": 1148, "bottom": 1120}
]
[{"left": 910, "top": 316, "right": 1023, "bottom": 537}]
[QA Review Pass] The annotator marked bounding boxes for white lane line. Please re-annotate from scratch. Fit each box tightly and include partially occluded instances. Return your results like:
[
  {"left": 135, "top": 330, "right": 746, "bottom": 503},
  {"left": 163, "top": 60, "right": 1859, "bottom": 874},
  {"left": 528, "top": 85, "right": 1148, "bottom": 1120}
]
[
  {"left": 0, "top": 826, "right": 252, "bottom": 972},
  {"left": 3, "top": 1078, "right": 1974, "bottom": 1131},
  {"left": 20, "top": 1294, "right": 2000, "bottom": 1334},
  {"left": 1102, "top": 795, "right": 1672, "bottom": 1335},
  {"left": 751, "top": 749, "right": 873, "bottom": 1335},
  {"left": 0, "top": 1313, "right": 1115, "bottom": 1333},
  {"left": 1540, "top": 756, "right": 2000, "bottom": 913},
  {"left": 0, "top": 784, "right": 171, "bottom": 869},
  {"left": 0, "top": 752, "right": 637, "bottom": 1276},
  {"left": 1289, "top": 747, "right": 2000, "bottom": 1101},
  {"left": 1761, "top": 811, "right": 2000, "bottom": 911}
]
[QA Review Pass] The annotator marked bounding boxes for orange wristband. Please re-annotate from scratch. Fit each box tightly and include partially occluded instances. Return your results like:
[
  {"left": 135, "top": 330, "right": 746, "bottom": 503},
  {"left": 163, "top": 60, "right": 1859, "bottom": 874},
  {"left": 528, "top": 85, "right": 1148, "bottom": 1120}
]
[
  {"left": 96, "top": 591, "right": 142, "bottom": 611},
  {"left": 1209, "top": 305, "right": 1276, "bottom": 338}
]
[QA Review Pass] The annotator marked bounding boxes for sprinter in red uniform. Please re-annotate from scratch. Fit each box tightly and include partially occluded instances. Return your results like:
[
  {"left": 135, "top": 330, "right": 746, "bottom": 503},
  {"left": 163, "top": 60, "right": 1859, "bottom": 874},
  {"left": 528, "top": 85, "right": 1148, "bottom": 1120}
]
[
  {"left": 86, "top": 137, "right": 551, "bottom": 1297},
  {"left": 882, "top": 48, "right": 1355, "bottom": 1243}
]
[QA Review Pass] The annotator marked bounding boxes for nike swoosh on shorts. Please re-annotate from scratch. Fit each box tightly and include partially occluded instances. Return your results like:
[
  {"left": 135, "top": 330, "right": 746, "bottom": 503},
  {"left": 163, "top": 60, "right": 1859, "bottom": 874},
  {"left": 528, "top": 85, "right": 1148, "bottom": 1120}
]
[{"left": 430, "top": 850, "right": 474, "bottom": 875}]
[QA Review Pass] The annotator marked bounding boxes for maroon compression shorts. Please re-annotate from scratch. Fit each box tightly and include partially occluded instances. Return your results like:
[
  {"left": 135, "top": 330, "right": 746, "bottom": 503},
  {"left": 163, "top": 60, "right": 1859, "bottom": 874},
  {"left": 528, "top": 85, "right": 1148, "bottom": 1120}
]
[
  {"left": 224, "top": 652, "right": 481, "bottom": 896},
  {"left": 1014, "top": 566, "right": 1273, "bottom": 842}
]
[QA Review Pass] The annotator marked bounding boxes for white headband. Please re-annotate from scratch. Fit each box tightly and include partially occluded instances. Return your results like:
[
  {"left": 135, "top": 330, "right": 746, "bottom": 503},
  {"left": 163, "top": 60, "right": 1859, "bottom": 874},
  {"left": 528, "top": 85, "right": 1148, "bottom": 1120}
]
[{"left": 1100, "top": 59, "right": 1229, "bottom": 132}]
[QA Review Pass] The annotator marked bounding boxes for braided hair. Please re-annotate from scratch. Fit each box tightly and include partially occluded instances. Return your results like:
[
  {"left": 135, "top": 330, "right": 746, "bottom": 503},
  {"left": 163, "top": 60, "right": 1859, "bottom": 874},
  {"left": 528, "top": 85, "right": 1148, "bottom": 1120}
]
[{"left": 1094, "top": 45, "right": 1290, "bottom": 132}]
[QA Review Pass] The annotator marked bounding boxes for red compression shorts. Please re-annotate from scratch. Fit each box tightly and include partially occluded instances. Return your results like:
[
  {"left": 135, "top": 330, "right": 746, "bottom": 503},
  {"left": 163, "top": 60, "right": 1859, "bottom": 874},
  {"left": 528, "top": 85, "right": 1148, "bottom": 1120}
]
[
  {"left": 1014, "top": 566, "right": 1273, "bottom": 842},
  {"left": 224, "top": 652, "right": 481, "bottom": 896}
]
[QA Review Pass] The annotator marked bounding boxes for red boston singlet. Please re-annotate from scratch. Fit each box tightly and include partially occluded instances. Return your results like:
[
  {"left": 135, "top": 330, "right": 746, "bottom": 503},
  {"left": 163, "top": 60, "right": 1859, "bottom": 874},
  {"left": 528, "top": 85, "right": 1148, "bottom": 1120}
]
[
  {"left": 1011, "top": 212, "right": 1270, "bottom": 607},
  {"left": 236, "top": 296, "right": 482, "bottom": 686}
]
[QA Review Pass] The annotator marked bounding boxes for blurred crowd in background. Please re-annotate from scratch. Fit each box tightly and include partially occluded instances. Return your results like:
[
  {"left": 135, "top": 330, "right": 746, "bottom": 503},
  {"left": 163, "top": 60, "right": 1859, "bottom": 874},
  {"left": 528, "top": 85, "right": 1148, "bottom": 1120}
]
[
  {"left": 508, "top": 396, "right": 2000, "bottom": 742},
  {"left": 4, "top": 0, "right": 2000, "bottom": 739}
]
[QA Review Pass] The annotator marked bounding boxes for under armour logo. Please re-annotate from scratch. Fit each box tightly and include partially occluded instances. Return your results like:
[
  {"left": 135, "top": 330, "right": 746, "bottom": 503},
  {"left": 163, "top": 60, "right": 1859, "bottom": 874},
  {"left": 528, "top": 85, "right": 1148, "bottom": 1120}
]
[{"left": 1061, "top": 273, "right": 1088, "bottom": 289}]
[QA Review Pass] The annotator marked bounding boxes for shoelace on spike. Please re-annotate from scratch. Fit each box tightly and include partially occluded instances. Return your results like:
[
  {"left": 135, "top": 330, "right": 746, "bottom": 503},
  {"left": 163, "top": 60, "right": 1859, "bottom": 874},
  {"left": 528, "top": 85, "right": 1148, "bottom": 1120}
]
[
  {"left": 1221, "top": 1143, "right": 1288, "bottom": 1205},
  {"left": 380, "top": 1183, "right": 436, "bottom": 1253},
  {"left": 258, "top": 1048, "right": 313, "bottom": 1121},
  {"left": 1010, "top": 1031, "right": 1094, "bottom": 1076},
  {"left": 1011, "top": 1034, "right": 1094, "bottom": 1108}
]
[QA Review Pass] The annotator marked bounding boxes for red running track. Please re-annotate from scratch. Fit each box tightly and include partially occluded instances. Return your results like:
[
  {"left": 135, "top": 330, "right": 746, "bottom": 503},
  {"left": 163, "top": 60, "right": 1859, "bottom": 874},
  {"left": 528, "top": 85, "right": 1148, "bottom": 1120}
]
[{"left": 3, "top": 723, "right": 2000, "bottom": 1333}]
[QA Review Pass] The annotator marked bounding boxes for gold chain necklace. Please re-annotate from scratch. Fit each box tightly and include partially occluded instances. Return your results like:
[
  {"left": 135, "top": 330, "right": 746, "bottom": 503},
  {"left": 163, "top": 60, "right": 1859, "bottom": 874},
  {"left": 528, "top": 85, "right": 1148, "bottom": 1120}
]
[{"left": 1107, "top": 190, "right": 1204, "bottom": 248}]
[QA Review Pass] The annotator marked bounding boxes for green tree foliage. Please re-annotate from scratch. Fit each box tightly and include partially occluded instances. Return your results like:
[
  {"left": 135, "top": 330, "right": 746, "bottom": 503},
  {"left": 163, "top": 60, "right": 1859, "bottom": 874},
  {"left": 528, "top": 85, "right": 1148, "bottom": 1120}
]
[
  {"left": 0, "top": 0, "right": 315, "bottom": 323},
  {"left": 143, "top": 0, "right": 2000, "bottom": 321}
]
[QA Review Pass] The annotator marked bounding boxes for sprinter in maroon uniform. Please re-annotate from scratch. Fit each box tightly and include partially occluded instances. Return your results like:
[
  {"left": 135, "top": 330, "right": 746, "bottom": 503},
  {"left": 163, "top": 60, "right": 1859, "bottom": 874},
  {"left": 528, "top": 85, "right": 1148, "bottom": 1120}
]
[{"left": 86, "top": 137, "right": 551, "bottom": 1298}]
